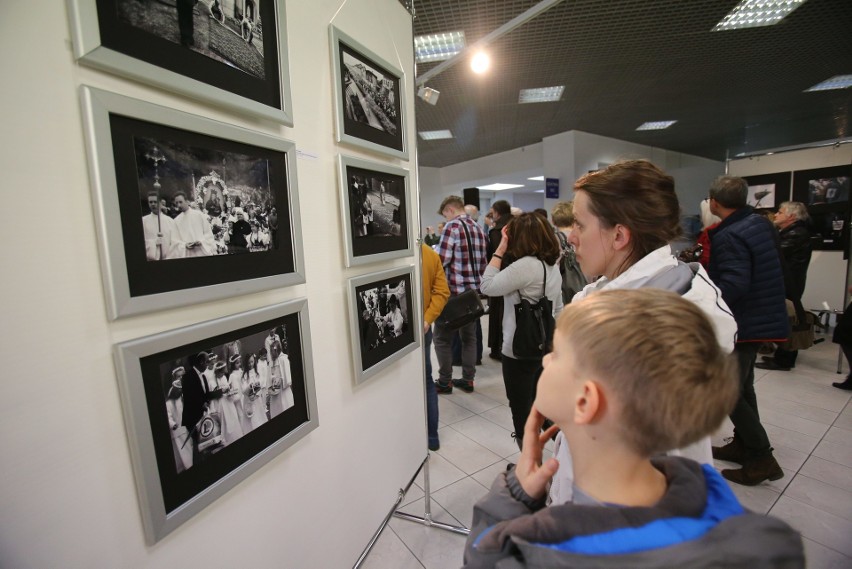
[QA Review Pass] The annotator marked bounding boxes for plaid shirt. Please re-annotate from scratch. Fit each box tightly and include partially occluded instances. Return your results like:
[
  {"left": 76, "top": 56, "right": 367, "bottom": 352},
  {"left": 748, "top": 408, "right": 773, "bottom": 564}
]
[{"left": 436, "top": 214, "right": 488, "bottom": 295}]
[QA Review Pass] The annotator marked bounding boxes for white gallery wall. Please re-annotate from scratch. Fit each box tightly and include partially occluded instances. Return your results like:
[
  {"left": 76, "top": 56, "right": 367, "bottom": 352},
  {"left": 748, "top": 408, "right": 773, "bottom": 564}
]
[
  {"left": 0, "top": 1, "right": 426, "bottom": 567},
  {"left": 729, "top": 145, "right": 852, "bottom": 310},
  {"left": 419, "top": 129, "right": 726, "bottom": 234}
]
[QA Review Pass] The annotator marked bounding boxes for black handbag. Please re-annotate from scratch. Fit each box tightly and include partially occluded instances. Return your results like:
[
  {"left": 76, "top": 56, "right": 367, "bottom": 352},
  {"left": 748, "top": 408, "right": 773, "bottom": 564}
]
[
  {"left": 512, "top": 261, "right": 555, "bottom": 360},
  {"left": 436, "top": 220, "right": 485, "bottom": 330}
]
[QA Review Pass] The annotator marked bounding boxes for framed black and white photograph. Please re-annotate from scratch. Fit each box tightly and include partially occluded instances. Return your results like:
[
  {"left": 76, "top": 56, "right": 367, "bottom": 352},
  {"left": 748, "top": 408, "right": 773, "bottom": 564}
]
[
  {"left": 808, "top": 209, "right": 849, "bottom": 251},
  {"left": 347, "top": 266, "right": 419, "bottom": 384},
  {"left": 329, "top": 25, "right": 408, "bottom": 159},
  {"left": 743, "top": 171, "right": 791, "bottom": 210},
  {"left": 337, "top": 155, "right": 412, "bottom": 267},
  {"left": 80, "top": 86, "right": 305, "bottom": 319},
  {"left": 114, "top": 299, "right": 318, "bottom": 543},
  {"left": 67, "top": 0, "right": 293, "bottom": 124},
  {"left": 792, "top": 165, "right": 851, "bottom": 207}
]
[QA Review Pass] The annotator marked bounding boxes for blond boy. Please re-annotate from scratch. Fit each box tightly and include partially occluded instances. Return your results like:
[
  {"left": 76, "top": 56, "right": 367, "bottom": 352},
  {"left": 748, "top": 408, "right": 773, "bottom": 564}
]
[{"left": 463, "top": 289, "right": 803, "bottom": 568}]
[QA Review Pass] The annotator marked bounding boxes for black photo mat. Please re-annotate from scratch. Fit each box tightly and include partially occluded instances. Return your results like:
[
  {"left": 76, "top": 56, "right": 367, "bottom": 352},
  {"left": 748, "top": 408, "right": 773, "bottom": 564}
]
[
  {"left": 140, "top": 311, "right": 308, "bottom": 514},
  {"left": 337, "top": 40, "right": 404, "bottom": 154},
  {"left": 354, "top": 273, "right": 415, "bottom": 372},
  {"left": 743, "top": 171, "right": 791, "bottom": 210},
  {"left": 109, "top": 113, "right": 295, "bottom": 297},
  {"left": 96, "top": 0, "right": 281, "bottom": 109},
  {"left": 346, "top": 165, "right": 409, "bottom": 258}
]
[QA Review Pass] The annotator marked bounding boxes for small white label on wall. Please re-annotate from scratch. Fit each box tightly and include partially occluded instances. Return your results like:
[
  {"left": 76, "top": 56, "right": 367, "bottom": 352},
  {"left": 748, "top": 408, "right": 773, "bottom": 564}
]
[{"left": 296, "top": 149, "right": 319, "bottom": 161}]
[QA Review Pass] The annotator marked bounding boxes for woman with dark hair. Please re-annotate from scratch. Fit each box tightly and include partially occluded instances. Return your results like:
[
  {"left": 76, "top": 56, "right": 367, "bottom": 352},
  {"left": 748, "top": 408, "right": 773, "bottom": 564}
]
[
  {"left": 480, "top": 213, "right": 564, "bottom": 449},
  {"left": 547, "top": 159, "right": 738, "bottom": 504},
  {"left": 240, "top": 353, "right": 268, "bottom": 432}
]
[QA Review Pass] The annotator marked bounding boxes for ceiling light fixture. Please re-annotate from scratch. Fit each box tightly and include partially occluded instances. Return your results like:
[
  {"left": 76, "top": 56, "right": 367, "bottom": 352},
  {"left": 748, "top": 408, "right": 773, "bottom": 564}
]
[
  {"left": 805, "top": 75, "right": 852, "bottom": 92},
  {"left": 519, "top": 86, "right": 564, "bottom": 103},
  {"left": 712, "top": 0, "right": 808, "bottom": 31},
  {"left": 528, "top": 175, "right": 545, "bottom": 181},
  {"left": 636, "top": 120, "right": 677, "bottom": 131},
  {"left": 417, "top": 86, "right": 441, "bottom": 105},
  {"left": 414, "top": 31, "right": 466, "bottom": 63},
  {"left": 478, "top": 183, "right": 524, "bottom": 191},
  {"left": 470, "top": 52, "right": 490, "bottom": 74},
  {"left": 418, "top": 130, "right": 454, "bottom": 140}
]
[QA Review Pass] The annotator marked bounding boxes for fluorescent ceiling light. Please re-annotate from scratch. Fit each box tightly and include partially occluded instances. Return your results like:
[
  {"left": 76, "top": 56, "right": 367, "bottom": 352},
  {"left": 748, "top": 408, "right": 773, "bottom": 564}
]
[
  {"left": 418, "top": 130, "right": 454, "bottom": 140},
  {"left": 805, "top": 75, "right": 852, "bottom": 92},
  {"left": 636, "top": 120, "right": 677, "bottom": 131},
  {"left": 528, "top": 175, "right": 545, "bottom": 181},
  {"left": 533, "top": 189, "right": 545, "bottom": 193},
  {"left": 479, "top": 183, "right": 524, "bottom": 191},
  {"left": 519, "top": 86, "right": 565, "bottom": 103},
  {"left": 712, "top": 0, "right": 808, "bottom": 31},
  {"left": 414, "top": 31, "right": 466, "bottom": 63}
]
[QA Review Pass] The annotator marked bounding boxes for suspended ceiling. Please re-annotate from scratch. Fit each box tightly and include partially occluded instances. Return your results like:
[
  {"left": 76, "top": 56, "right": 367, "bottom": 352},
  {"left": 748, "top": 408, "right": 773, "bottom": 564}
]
[{"left": 409, "top": 0, "right": 852, "bottom": 169}]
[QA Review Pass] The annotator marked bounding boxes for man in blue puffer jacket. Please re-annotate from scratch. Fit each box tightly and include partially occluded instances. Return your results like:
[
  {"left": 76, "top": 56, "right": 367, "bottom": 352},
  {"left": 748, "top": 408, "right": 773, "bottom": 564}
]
[{"left": 707, "top": 176, "right": 789, "bottom": 486}]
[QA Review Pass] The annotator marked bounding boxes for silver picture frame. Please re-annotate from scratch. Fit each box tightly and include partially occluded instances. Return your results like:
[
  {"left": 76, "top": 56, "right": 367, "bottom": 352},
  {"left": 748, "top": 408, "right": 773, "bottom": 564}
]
[
  {"left": 80, "top": 86, "right": 306, "bottom": 319},
  {"left": 114, "top": 298, "right": 319, "bottom": 543},
  {"left": 337, "top": 154, "right": 413, "bottom": 267},
  {"left": 347, "top": 265, "right": 420, "bottom": 384},
  {"left": 329, "top": 25, "right": 409, "bottom": 160},
  {"left": 67, "top": 0, "right": 294, "bottom": 125}
]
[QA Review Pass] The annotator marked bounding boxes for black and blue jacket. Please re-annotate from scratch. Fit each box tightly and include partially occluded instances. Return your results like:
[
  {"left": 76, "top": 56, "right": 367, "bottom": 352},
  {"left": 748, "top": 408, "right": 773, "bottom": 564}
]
[{"left": 463, "top": 456, "right": 803, "bottom": 568}]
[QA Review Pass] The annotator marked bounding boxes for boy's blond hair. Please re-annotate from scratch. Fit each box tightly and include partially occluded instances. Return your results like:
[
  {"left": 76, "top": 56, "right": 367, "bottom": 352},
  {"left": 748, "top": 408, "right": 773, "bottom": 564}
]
[{"left": 558, "top": 288, "right": 738, "bottom": 457}]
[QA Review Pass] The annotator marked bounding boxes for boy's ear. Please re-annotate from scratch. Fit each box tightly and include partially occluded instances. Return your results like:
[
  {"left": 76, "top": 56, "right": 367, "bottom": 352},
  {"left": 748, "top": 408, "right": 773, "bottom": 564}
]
[
  {"left": 611, "top": 224, "right": 632, "bottom": 252},
  {"left": 574, "top": 380, "right": 603, "bottom": 425}
]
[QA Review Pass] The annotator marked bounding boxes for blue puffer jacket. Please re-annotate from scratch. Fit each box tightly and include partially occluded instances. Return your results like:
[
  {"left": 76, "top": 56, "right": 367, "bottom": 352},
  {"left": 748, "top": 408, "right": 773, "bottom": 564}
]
[{"left": 708, "top": 207, "right": 789, "bottom": 342}]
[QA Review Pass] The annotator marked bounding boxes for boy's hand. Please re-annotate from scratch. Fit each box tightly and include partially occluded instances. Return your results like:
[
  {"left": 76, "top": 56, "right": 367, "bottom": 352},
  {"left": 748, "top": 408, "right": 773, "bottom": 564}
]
[{"left": 515, "top": 408, "right": 560, "bottom": 500}]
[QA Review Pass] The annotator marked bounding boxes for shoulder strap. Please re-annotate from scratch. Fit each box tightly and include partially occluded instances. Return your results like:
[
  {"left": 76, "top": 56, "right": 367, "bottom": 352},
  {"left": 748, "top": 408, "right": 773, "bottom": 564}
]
[
  {"left": 459, "top": 219, "right": 475, "bottom": 273},
  {"left": 541, "top": 260, "right": 547, "bottom": 300}
]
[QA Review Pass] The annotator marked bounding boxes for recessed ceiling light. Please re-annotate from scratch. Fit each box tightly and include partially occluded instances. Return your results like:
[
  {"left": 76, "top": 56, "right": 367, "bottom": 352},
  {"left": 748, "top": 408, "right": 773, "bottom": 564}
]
[
  {"left": 414, "top": 31, "right": 466, "bottom": 63},
  {"left": 478, "top": 183, "right": 524, "bottom": 191},
  {"left": 805, "top": 75, "right": 852, "bottom": 92},
  {"left": 519, "top": 86, "right": 565, "bottom": 104},
  {"left": 418, "top": 130, "right": 454, "bottom": 140},
  {"left": 712, "top": 0, "right": 808, "bottom": 31},
  {"left": 636, "top": 120, "right": 677, "bottom": 131},
  {"left": 528, "top": 175, "right": 545, "bottom": 181},
  {"left": 533, "top": 189, "right": 545, "bottom": 194}
]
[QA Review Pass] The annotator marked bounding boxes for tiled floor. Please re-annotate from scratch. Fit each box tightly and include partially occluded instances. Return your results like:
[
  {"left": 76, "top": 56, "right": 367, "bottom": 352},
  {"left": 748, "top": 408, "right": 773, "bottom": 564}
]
[{"left": 361, "top": 336, "right": 852, "bottom": 569}]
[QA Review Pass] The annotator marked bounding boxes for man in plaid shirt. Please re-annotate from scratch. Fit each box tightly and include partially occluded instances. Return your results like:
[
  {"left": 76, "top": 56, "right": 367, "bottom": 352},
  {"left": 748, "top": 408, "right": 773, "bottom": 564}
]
[{"left": 434, "top": 196, "right": 488, "bottom": 393}]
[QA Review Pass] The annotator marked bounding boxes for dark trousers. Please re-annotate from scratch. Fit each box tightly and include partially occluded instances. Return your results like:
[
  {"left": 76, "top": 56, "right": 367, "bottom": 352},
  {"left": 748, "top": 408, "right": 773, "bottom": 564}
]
[
  {"left": 434, "top": 316, "right": 476, "bottom": 383},
  {"left": 501, "top": 355, "right": 543, "bottom": 440},
  {"left": 424, "top": 328, "right": 439, "bottom": 446},
  {"left": 774, "top": 346, "right": 798, "bottom": 367},
  {"left": 487, "top": 296, "right": 504, "bottom": 356},
  {"left": 453, "top": 320, "right": 482, "bottom": 363},
  {"left": 730, "top": 343, "right": 772, "bottom": 456}
]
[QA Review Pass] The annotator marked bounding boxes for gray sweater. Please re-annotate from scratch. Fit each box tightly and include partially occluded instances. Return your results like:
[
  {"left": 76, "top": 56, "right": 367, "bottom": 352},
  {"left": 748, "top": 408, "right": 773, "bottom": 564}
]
[{"left": 480, "top": 256, "right": 563, "bottom": 359}]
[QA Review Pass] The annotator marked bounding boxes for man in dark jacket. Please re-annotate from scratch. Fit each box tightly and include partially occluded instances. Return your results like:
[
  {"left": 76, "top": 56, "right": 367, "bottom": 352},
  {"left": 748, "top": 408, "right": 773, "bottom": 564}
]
[
  {"left": 485, "top": 200, "right": 512, "bottom": 361},
  {"left": 708, "top": 176, "right": 789, "bottom": 486},
  {"left": 758, "top": 201, "right": 813, "bottom": 371}
]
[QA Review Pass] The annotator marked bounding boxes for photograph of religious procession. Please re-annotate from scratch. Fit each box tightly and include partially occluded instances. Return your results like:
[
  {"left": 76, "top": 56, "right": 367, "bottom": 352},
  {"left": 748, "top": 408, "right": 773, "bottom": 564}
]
[
  {"left": 115, "top": 299, "right": 317, "bottom": 542},
  {"left": 347, "top": 267, "right": 418, "bottom": 383},
  {"left": 743, "top": 172, "right": 791, "bottom": 210},
  {"left": 793, "top": 165, "right": 851, "bottom": 206},
  {"left": 69, "top": 0, "right": 292, "bottom": 123},
  {"left": 337, "top": 155, "right": 412, "bottom": 266},
  {"left": 81, "top": 87, "right": 305, "bottom": 319},
  {"left": 134, "top": 136, "right": 280, "bottom": 261},
  {"left": 330, "top": 26, "right": 406, "bottom": 159}
]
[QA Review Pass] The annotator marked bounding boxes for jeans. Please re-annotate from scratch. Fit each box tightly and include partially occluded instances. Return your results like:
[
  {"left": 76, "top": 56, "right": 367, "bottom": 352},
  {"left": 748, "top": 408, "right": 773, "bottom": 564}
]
[
  {"left": 434, "top": 316, "right": 477, "bottom": 383},
  {"left": 501, "top": 355, "right": 544, "bottom": 440},
  {"left": 424, "top": 328, "right": 439, "bottom": 447},
  {"left": 730, "top": 342, "right": 772, "bottom": 456}
]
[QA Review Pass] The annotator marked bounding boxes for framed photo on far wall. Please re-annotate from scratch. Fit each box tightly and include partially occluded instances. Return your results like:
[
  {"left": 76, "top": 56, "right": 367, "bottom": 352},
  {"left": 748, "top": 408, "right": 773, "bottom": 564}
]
[
  {"left": 792, "top": 165, "right": 851, "bottom": 251},
  {"left": 337, "top": 155, "right": 412, "bottom": 266},
  {"left": 80, "top": 86, "right": 305, "bottom": 319},
  {"left": 347, "top": 266, "right": 419, "bottom": 384},
  {"left": 67, "top": 0, "right": 293, "bottom": 124},
  {"left": 114, "top": 299, "right": 318, "bottom": 543},
  {"left": 743, "top": 171, "right": 791, "bottom": 210},
  {"left": 329, "top": 25, "right": 408, "bottom": 159}
]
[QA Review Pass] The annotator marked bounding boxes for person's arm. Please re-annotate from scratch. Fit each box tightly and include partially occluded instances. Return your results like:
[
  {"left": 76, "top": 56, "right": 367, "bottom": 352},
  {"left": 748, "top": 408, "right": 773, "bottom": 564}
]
[
  {"left": 423, "top": 251, "right": 450, "bottom": 329},
  {"left": 435, "top": 222, "right": 456, "bottom": 268},
  {"left": 711, "top": 232, "right": 752, "bottom": 307}
]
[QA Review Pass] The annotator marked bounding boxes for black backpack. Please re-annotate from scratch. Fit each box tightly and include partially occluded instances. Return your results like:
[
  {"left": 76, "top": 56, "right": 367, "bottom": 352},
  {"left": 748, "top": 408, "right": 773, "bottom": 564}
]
[{"left": 556, "top": 231, "right": 587, "bottom": 304}]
